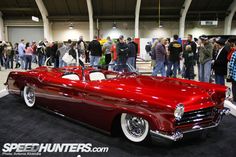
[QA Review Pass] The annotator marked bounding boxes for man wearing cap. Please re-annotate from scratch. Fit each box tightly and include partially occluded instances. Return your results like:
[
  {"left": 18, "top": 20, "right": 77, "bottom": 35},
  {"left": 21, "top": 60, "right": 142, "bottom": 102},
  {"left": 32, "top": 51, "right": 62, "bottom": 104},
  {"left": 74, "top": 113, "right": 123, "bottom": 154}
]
[
  {"left": 198, "top": 35, "right": 213, "bottom": 82},
  {"left": 212, "top": 38, "right": 228, "bottom": 85}
]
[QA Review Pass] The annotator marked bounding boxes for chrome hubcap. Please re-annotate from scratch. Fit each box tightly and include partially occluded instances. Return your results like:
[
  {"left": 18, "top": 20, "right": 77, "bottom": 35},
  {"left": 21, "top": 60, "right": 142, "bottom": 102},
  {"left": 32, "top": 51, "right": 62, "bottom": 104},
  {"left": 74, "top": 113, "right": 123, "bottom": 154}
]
[
  {"left": 125, "top": 114, "right": 147, "bottom": 137},
  {"left": 26, "top": 87, "right": 35, "bottom": 104}
]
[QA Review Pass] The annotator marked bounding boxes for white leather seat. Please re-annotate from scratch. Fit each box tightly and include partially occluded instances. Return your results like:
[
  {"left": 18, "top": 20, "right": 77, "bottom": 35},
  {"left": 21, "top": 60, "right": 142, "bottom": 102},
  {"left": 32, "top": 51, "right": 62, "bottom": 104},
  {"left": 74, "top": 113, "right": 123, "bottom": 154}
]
[
  {"left": 89, "top": 72, "right": 106, "bottom": 81},
  {"left": 62, "top": 74, "right": 80, "bottom": 80}
]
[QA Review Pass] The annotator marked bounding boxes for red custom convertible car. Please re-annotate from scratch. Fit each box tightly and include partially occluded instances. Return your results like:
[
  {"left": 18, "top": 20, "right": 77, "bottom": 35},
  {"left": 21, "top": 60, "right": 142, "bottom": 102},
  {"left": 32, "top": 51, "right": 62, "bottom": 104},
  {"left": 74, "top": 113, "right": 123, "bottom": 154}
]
[{"left": 5, "top": 66, "right": 230, "bottom": 143}]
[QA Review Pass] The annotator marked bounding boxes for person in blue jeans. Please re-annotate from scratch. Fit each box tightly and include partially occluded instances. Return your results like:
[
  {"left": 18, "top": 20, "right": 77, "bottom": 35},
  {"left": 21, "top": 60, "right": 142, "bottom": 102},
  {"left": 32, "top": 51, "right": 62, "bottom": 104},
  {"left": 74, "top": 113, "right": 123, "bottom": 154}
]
[
  {"left": 88, "top": 36, "right": 102, "bottom": 67},
  {"left": 167, "top": 35, "right": 182, "bottom": 78},
  {"left": 198, "top": 35, "right": 213, "bottom": 82},
  {"left": 126, "top": 37, "right": 136, "bottom": 68},
  {"left": 212, "top": 38, "right": 228, "bottom": 85},
  {"left": 152, "top": 38, "right": 167, "bottom": 76},
  {"left": 18, "top": 39, "right": 25, "bottom": 69}
]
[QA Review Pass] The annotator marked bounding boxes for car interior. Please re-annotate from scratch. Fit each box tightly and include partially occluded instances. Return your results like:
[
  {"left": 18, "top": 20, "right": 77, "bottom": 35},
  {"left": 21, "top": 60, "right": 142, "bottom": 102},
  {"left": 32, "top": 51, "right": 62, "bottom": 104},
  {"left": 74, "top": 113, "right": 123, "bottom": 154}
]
[{"left": 61, "top": 70, "right": 118, "bottom": 81}]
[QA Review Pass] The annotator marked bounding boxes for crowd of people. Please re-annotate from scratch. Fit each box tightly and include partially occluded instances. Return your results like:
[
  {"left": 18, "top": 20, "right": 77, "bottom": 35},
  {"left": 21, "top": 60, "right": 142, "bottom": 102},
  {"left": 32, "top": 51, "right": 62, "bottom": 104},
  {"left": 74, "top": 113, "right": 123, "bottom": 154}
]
[
  {"left": 0, "top": 35, "right": 138, "bottom": 72},
  {"left": 1, "top": 34, "right": 236, "bottom": 101},
  {"left": 148, "top": 34, "right": 236, "bottom": 102}
]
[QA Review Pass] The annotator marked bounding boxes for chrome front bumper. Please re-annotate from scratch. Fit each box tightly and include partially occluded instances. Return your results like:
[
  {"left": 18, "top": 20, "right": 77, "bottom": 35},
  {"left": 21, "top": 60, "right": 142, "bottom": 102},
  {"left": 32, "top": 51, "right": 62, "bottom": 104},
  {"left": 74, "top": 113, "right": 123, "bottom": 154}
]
[{"left": 150, "top": 107, "right": 230, "bottom": 141}]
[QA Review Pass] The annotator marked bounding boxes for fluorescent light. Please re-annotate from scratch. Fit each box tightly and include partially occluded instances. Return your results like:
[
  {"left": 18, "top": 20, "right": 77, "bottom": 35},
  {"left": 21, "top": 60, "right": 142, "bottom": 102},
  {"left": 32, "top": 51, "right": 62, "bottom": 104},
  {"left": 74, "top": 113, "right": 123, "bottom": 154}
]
[
  {"left": 69, "top": 26, "right": 74, "bottom": 29},
  {"left": 112, "top": 22, "right": 117, "bottom": 29},
  {"left": 32, "top": 16, "right": 39, "bottom": 22},
  {"left": 69, "top": 23, "right": 74, "bottom": 29}
]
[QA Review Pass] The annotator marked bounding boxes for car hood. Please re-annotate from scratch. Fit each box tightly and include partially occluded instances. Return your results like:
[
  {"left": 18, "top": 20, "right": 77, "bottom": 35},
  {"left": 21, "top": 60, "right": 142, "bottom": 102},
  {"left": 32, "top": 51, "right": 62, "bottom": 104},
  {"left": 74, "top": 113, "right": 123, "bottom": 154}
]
[{"left": 94, "top": 75, "right": 215, "bottom": 112}]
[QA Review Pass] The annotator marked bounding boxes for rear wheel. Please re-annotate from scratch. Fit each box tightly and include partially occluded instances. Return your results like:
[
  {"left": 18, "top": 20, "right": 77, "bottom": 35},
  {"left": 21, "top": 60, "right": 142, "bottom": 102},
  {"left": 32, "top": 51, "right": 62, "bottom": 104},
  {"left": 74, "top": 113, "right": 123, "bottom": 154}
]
[
  {"left": 23, "top": 86, "right": 36, "bottom": 107},
  {"left": 120, "top": 113, "right": 149, "bottom": 143}
]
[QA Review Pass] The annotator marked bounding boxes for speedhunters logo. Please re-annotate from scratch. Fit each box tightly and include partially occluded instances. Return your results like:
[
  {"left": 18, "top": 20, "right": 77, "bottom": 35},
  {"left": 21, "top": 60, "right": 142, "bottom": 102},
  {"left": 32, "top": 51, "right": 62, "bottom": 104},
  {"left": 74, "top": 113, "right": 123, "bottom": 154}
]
[{"left": 1, "top": 143, "right": 109, "bottom": 156}]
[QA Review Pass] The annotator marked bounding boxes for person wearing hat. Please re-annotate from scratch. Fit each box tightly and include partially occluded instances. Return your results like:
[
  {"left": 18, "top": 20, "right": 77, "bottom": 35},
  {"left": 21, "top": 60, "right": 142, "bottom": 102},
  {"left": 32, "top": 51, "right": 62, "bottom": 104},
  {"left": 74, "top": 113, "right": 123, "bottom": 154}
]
[
  {"left": 212, "top": 37, "right": 228, "bottom": 85},
  {"left": 116, "top": 35, "right": 129, "bottom": 71},
  {"left": 126, "top": 37, "right": 136, "bottom": 68},
  {"left": 198, "top": 35, "right": 213, "bottom": 82},
  {"left": 228, "top": 38, "right": 236, "bottom": 102}
]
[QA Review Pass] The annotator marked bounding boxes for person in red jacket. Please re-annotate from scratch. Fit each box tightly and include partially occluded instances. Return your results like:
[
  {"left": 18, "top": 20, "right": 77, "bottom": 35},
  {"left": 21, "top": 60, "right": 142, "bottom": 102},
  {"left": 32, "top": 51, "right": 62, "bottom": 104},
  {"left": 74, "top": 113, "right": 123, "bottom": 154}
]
[{"left": 227, "top": 37, "right": 236, "bottom": 61}]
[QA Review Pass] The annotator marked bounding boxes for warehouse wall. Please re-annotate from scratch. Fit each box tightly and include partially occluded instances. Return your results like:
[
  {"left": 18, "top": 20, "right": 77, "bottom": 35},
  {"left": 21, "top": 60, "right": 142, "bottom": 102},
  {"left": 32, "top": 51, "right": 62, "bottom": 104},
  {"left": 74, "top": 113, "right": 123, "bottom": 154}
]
[{"left": 3, "top": 20, "right": 236, "bottom": 42}]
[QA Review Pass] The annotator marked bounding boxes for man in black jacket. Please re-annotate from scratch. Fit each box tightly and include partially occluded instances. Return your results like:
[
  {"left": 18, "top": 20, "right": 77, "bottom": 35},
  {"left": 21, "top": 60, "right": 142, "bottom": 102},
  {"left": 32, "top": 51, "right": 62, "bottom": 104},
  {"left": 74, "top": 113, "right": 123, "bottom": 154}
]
[
  {"left": 116, "top": 35, "right": 129, "bottom": 71},
  {"left": 167, "top": 34, "right": 182, "bottom": 78},
  {"left": 126, "top": 37, "right": 136, "bottom": 68},
  {"left": 212, "top": 38, "right": 228, "bottom": 85},
  {"left": 88, "top": 36, "right": 102, "bottom": 67}
]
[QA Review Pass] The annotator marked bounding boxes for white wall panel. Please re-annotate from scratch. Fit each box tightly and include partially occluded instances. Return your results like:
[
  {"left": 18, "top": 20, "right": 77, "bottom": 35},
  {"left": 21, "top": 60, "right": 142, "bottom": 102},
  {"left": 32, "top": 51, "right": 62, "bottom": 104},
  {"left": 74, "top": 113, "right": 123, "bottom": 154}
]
[{"left": 8, "top": 26, "right": 43, "bottom": 44}]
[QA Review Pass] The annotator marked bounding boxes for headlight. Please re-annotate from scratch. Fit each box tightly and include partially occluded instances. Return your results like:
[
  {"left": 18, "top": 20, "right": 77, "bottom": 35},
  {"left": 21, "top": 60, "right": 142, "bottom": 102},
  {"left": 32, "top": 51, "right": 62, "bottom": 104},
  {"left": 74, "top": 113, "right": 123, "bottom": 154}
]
[
  {"left": 225, "top": 88, "right": 231, "bottom": 98},
  {"left": 174, "top": 104, "right": 184, "bottom": 120}
]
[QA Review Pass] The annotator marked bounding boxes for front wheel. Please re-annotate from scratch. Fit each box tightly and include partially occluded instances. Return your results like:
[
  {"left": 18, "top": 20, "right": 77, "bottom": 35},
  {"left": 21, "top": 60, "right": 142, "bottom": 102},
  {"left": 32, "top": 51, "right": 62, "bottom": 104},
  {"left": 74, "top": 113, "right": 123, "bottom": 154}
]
[
  {"left": 23, "top": 86, "right": 36, "bottom": 107},
  {"left": 120, "top": 113, "right": 149, "bottom": 143}
]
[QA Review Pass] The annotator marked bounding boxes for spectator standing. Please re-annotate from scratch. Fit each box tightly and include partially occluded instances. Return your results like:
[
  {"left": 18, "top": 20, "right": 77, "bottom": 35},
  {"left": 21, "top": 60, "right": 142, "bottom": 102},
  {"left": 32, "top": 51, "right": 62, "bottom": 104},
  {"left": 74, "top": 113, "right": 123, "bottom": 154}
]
[
  {"left": 152, "top": 38, "right": 167, "bottom": 76},
  {"left": 24, "top": 42, "right": 33, "bottom": 70},
  {"left": 116, "top": 35, "right": 129, "bottom": 71},
  {"left": 37, "top": 41, "right": 46, "bottom": 66},
  {"left": 58, "top": 42, "right": 67, "bottom": 67},
  {"left": 8, "top": 42, "right": 14, "bottom": 69},
  {"left": 145, "top": 42, "right": 152, "bottom": 55},
  {"left": 126, "top": 37, "right": 136, "bottom": 68},
  {"left": 51, "top": 42, "right": 58, "bottom": 68},
  {"left": 183, "top": 45, "right": 195, "bottom": 80},
  {"left": 2, "top": 44, "right": 8, "bottom": 69},
  {"left": 0, "top": 41, "right": 5, "bottom": 67},
  {"left": 14, "top": 43, "right": 20, "bottom": 68},
  {"left": 68, "top": 42, "right": 84, "bottom": 67},
  {"left": 102, "top": 36, "right": 113, "bottom": 69},
  {"left": 198, "top": 35, "right": 213, "bottom": 82},
  {"left": 77, "top": 36, "right": 86, "bottom": 60},
  {"left": 227, "top": 37, "right": 236, "bottom": 61},
  {"left": 185, "top": 34, "right": 197, "bottom": 62},
  {"left": 31, "top": 41, "right": 37, "bottom": 64},
  {"left": 132, "top": 39, "right": 138, "bottom": 68},
  {"left": 88, "top": 36, "right": 102, "bottom": 67},
  {"left": 18, "top": 39, "right": 25, "bottom": 69},
  {"left": 167, "top": 35, "right": 182, "bottom": 78},
  {"left": 212, "top": 38, "right": 228, "bottom": 85},
  {"left": 228, "top": 38, "right": 236, "bottom": 102},
  {"left": 150, "top": 40, "right": 158, "bottom": 69}
]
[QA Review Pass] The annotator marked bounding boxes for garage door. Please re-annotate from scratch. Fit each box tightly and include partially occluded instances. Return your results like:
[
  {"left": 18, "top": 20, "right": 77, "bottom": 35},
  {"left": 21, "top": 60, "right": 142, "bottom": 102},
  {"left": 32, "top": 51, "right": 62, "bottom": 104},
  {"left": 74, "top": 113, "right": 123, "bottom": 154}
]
[{"left": 8, "top": 26, "right": 44, "bottom": 44}]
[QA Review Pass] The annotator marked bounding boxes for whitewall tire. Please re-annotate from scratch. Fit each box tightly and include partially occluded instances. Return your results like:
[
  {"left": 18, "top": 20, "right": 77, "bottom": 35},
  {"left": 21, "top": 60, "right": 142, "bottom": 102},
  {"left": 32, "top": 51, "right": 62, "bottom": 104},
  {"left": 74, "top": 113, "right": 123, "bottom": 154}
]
[
  {"left": 23, "top": 86, "right": 36, "bottom": 107},
  {"left": 120, "top": 113, "right": 149, "bottom": 143}
]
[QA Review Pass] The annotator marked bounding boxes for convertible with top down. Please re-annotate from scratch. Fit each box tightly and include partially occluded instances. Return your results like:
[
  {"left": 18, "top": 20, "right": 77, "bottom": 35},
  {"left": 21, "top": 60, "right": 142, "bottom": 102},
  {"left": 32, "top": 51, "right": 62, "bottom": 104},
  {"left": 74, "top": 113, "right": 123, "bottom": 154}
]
[{"left": 5, "top": 65, "right": 230, "bottom": 143}]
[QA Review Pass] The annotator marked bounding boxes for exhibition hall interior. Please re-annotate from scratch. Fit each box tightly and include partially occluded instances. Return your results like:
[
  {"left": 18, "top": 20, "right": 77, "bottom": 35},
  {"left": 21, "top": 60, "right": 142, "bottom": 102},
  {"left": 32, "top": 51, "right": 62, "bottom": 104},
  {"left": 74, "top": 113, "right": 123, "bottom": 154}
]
[{"left": 1, "top": 0, "right": 236, "bottom": 157}]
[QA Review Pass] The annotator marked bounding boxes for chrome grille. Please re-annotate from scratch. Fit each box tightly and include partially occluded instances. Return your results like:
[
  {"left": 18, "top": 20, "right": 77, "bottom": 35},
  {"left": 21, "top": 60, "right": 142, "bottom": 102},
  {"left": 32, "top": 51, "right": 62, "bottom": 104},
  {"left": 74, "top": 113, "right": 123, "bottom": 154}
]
[{"left": 175, "top": 107, "right": 215, "bottom": 126}]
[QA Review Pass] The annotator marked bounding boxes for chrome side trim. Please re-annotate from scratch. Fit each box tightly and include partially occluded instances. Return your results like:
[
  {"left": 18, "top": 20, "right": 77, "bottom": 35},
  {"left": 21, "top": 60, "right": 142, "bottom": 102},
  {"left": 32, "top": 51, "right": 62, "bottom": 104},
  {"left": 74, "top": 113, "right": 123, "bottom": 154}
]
[
  {"left": 150, "top": 130, "right": 183, "bottom": 141},
  {"left": 150, "top": 107, "right": 230, "bottom": 141}
]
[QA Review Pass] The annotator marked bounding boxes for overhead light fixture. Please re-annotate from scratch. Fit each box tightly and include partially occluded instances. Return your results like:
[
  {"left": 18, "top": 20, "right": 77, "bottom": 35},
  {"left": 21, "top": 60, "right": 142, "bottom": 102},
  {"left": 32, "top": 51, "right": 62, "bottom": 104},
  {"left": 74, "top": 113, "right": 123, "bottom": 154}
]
[
  {"left": 32, "top": 16, "right": 39, "bottom": 22},
  {"left": 69, "top": 23, "right": 74, "bottom": 29},
  {"left": 112, "top": 22, "right": 117, "bottom": 29}
]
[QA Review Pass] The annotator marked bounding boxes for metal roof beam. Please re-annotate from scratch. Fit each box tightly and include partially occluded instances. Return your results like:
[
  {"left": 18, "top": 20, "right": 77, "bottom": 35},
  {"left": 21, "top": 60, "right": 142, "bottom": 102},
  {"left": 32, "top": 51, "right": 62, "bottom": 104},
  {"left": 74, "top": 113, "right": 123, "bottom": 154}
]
[
  {"left": 224, "top": 0, "right": 236, "bottom": 35},
  {"left": 86, "top": 0, "right": 93, "bottom": 41},
  {"left": 35, "top": 0, "right": 53, "bottom": 41},
  {"left": 179, "top": 0, "right": 192, "bottom": 38},
  {"left": 135, "top": 0, "right": 141, "bottom": 38}
]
